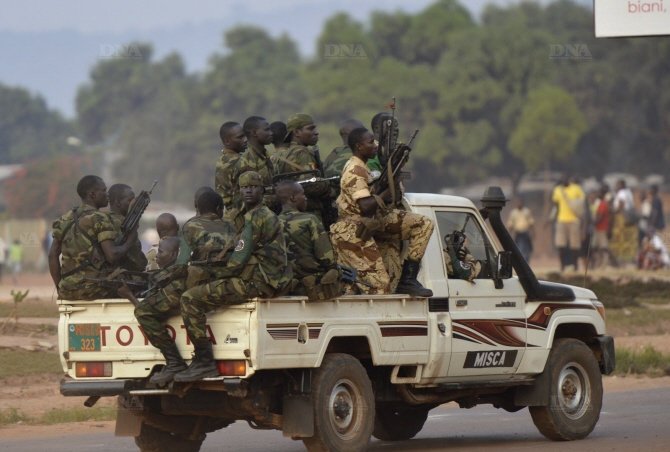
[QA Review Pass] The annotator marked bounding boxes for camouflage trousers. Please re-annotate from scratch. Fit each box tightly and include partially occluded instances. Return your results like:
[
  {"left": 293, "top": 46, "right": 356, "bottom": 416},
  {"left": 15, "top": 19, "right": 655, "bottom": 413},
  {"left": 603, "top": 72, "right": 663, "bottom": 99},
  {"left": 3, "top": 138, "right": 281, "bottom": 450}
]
[
  {"left": 180, "top": 278, "right": 273, "bottom": 341},
  {"left": 58, "top": 275, "right": 117, "bottom": 301},
  {"left": 134, "top": 295, "right": 180, "bottom": 350},
  {"left": 330, "top": 209, "right": 433, "bottom": 294}
]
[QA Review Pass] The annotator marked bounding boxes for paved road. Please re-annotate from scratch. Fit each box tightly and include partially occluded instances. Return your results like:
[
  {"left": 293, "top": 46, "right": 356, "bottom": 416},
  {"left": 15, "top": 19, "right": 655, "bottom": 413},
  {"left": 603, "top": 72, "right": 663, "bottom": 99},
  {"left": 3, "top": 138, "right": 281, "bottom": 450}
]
[{"left": 2, "top": 387, "right": 669, "bottom": 451}]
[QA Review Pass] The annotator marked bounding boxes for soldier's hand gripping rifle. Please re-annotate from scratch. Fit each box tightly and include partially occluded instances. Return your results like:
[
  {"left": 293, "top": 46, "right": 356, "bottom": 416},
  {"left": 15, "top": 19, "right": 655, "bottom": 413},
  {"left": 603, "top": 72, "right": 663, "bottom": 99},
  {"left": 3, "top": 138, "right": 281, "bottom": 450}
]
[
  {"left": 371, "top": 129, "right": 419, "bottom": 205},
  {"left": 114, "top": 180, "right": 158, "bottom": 246}
]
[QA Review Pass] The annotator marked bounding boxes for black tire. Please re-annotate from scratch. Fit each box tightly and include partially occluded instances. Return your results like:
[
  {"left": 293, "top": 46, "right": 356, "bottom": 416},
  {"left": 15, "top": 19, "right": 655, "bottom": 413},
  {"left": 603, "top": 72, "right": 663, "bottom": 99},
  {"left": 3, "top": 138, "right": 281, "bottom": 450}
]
[
  {"left": 529, "top": 338, "right": 603, "bottom": 441},
  {"left": 134, "top": 423, "right": 204, "bottom": 452},
  {"left": 373, "top": 404, "right": 430, "bottom": 441},
  {"left": 302, "top": 353, "right": 375, "bottom": 452}
]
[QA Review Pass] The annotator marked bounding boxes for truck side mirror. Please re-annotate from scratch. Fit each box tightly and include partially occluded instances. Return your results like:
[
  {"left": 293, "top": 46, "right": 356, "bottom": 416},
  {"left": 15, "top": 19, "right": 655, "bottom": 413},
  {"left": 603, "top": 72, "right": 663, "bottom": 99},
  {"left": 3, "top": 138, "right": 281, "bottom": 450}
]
[{"left": 497, "top": 251, "right": 513, "bottom": 279}]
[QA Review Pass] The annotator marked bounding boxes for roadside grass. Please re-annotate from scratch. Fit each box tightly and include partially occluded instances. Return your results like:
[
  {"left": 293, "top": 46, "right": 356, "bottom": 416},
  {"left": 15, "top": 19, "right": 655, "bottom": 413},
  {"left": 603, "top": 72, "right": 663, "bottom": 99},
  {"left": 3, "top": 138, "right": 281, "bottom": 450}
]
[
  {"left": 0, "top": 406, "right": 116, "bottom": 426},
  {"left": 0, "top": 350, "right": 61, "bottom": 378},
  {"left": 606, "top": 307, "right": 670, "bottom": 336},
  {"left": 0, "top": 299, "right": 58, "bottom": 318},
  {"left": 615, "top": 345, "right": 670, "bottom": 377}
]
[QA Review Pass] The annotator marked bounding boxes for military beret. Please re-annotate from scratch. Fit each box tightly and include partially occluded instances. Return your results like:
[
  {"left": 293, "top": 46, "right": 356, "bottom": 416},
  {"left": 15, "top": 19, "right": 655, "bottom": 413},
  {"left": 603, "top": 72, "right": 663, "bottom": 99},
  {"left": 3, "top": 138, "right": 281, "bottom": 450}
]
[
  {"left": 286, "top": 113, "right": 315, "bottom": 135},
  {"left": 238, "top": 171, "right": 264, "bottom": 187}
]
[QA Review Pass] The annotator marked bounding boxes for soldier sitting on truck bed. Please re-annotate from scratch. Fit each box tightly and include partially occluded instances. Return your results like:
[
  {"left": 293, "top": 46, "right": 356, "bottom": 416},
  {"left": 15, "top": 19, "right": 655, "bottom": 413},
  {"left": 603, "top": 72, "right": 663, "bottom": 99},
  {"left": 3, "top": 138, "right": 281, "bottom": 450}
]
[
  {"left": 106, "top": 183, "right": 148, "bottom": 272},
  {"left": 119, "top": 236, "right": 188, "bottom": 385},
  {"left": 48, "top": 175, "right": 140, "bottom": 300},
  {"left": 329, "top": 128, "right": 434, "bottom": 297},
  {"left": 175, "top": 171, "right": 292, "bottom": 382},
  {"left": 277, "top": 180, "right": 341, "bottom": 300}
]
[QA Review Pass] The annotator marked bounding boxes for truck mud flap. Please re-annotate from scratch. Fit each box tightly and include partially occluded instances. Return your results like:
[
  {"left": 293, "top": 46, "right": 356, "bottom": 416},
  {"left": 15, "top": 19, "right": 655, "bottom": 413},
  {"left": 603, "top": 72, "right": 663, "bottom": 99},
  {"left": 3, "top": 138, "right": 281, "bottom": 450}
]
[
  {"left": 60, "top": 378, "right": 135, "bottom": 397},
  {"left": 282, "top": 395, "right": 314, "bottom": 438},
  {"left": 593, "top": 335, "right": 615, "bottom": 375}
]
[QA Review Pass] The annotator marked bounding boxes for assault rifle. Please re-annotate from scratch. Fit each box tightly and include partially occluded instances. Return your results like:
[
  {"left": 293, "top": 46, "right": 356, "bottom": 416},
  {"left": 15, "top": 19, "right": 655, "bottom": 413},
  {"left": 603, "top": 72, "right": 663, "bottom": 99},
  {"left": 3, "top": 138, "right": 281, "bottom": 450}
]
[
  {"left": 114, "top": 180, "right": 158, "bottom": 246},
  {"left": 371, "top": 129, "right": 419, "bottom": 204},
  {"left": 84, "top": 269, "right": 149, "bottom": 293},
  {"left": 272, "top": 170, "right": 340, "bottom": 229}
]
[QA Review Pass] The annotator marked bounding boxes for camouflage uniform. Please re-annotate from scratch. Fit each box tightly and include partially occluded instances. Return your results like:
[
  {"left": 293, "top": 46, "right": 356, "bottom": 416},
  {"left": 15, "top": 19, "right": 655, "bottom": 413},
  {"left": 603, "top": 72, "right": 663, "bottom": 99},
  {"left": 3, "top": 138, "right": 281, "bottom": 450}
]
[
  {"left": 107, "top": 211, "right": 148, "bottom": 272},
  {"left": 330, "top": 156, "right": 433, "bottom": 294},
  {"left": 181, "top": 197, "right": 291, "bottom": 341},
  {"left": 145, "top": 235, "right": 191, "bottom": 271},
  {"left": 134, "top": 264, "right": 187, "bottom": 349},
  {"left": 443, "top": 247, "right": 481, "bottom": 282},
  {"left": 215, "top": 148, "right": 243, "bottom": 223},
  {"left": 181, "top": 213, "right": 237, "bottom": 287},
  {"left": 52, "top": 204, "right": 118, "bottom": 300},
  {"left": 323, "top": 145, "right": 352, "bottom": 178},
  {"left": 279, "top": 207, "right": 340, "bottom": 299},
  {"left": 236, "top": 142, "right": 276, "bottom": 213}
]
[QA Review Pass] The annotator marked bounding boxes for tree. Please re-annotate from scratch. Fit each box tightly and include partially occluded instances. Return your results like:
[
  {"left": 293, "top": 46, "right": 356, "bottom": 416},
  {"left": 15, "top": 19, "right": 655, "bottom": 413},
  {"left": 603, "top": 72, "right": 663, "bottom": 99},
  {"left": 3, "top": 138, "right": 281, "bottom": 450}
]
[
  {"left": 508, "top": 85, "right": 587, "bottom": 175},
  {"left": 0, "top": 83, "right": 74, "bottom": 164}
]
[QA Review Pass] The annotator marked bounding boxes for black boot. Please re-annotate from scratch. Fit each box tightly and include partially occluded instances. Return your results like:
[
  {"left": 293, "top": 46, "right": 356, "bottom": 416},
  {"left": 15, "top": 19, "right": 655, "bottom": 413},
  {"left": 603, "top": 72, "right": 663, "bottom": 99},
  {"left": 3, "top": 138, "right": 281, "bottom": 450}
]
[
  {"left": 395, "top": 260, "right": 433, "bottom": 297},
  {"left": 173, "top": 339, "right": 219, "bottom": 382},
  {"left": 149, "top": 343, "right": 187, "bottom": 386}
]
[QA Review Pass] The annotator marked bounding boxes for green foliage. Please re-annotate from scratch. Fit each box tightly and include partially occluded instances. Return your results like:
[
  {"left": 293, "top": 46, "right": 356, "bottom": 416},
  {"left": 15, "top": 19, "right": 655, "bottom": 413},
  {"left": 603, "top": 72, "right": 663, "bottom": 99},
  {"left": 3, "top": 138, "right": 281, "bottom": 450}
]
[
  {"left": 0, "top": 350, "right": 62, "bottom": 378},
  {"left": 615, "top": 346, "right": 670, "bottom": 377},
  {"left": 0, "top": 407, "right": 29, "bottom": 425},
  {"left": 509, "top": 85, "right": 587, "bottom": 172},
  {"left": 0, "top": 83, "right": 74, "bottom": 164},
  {"left": 39, "top": 406, "right": 116, "bottom": 424}
]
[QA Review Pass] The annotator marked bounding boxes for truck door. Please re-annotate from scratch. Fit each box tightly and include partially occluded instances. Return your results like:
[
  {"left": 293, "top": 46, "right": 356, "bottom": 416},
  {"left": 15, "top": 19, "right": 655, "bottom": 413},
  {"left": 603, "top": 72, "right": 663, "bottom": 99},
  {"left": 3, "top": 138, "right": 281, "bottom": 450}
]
[{"left": 435, "top": 210, "right": 527, "bottom": 378}]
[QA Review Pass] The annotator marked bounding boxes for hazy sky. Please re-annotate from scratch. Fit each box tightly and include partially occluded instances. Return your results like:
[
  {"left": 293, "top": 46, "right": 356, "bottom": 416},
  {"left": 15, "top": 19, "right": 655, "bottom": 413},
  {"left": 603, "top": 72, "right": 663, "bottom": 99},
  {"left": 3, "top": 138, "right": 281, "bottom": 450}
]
[{"left": 0, "top": 0, "right": 586, "bottom": 116}]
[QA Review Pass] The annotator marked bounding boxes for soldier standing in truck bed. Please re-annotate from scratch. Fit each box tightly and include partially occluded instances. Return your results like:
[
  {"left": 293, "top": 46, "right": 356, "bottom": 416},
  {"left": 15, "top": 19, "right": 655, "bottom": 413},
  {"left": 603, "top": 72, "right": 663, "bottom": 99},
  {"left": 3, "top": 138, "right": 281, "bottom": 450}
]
[
  {"left": 49, "top": 175, "right": 139, "bottom": 300},
  {"left": 236, "top": 116, "right": 277, "bottom": 215},
  {"left": 215, "top": 121, "right": 247, "bottom": 223}
]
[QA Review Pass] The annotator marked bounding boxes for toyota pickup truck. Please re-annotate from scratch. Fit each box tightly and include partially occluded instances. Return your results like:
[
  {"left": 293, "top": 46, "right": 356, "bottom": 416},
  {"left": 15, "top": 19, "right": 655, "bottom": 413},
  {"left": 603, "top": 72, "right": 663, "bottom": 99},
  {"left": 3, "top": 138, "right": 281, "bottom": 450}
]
[{"left": 57, "top": 187, "right": 615, "bottom": 451}]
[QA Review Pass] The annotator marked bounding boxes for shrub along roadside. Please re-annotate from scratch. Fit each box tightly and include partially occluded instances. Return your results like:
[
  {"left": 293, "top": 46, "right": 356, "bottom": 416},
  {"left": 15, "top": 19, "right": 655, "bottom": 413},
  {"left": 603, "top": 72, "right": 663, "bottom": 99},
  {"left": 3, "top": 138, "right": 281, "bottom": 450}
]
[
  {"left": 615, "top": 346, "right": 670, "bottom": 377},
  {"left": 0, "top": 406, "right": 116, "bottom": 426}
]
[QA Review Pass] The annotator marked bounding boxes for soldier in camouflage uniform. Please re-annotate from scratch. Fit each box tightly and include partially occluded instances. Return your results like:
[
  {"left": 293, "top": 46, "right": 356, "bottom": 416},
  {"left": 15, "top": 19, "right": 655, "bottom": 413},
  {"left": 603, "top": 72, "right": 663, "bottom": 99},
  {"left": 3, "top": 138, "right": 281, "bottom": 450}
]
[
  {"left": 120, "top": 237, "right": 188, "bottom": 385},
  {"left": 146, "top": 213, "right": 191, "bottom": 271},
  {"left": 273, "top": 113, "right": 333, "bottom": 224},
  {"left": 175, "top": 171, "right": 291, "bottom": 382},
  {"left": 323, "top": 118, "right": 364, "bottom": 178},
  {"left": 215, "top": 122, "right": 247, "bottom": 223},
  {"left": 107, "top": 183, "right": 148, "bottom": 272},
  {"left": 277, "top": 181, "right": 341, "bottom": 300},
  {"left": 443, "top": 245, "right": 481, "bottom": 282},
  {"left": 269, "top": 121, "right": 288, "bottom": 160},
  {"left": 329, "top": 128, "right": 434, "bottom": 297},
  {"left": 181, "top": 191, "right": 237, "bottom": 289},
  {"left": 236, "top": 116, "right": 277, "bottom": 214},
  {"left": 48, "top": 175, "right": 139, "bottom": 300}
]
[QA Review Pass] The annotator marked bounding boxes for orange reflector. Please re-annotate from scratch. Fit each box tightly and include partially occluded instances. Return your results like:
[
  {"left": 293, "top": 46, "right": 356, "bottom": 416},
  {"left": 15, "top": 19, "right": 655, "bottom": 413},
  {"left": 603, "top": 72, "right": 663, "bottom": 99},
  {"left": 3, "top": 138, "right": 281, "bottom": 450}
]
[
  {"left": 216, "top": 360, "right": 246, "bottom": 376},
  {"left": 75, "top": 362, "right": 112, "bottom": 378}
]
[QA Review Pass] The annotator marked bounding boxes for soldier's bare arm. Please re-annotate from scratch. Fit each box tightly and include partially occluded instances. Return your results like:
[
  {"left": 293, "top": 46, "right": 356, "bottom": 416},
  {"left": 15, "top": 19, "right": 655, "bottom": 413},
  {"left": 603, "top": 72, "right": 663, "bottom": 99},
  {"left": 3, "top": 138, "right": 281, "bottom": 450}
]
[{"left": 100, "top": 228, "right": 139, "bottom": 265}]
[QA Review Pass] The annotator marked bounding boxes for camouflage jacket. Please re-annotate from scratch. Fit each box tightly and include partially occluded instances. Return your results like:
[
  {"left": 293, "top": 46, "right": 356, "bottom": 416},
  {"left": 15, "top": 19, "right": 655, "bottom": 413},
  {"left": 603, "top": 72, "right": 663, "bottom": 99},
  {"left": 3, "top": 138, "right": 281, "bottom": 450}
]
[
  {"left": 337, "top": 156, "right": 374, "bottom": 218},
  {"left": 278, "top": 207, "right": 337, "bottom": 279},
  {"left": 144, "top": 263, "right": 187, "bottom": 306},
  {"left": 181, "top": 213, "right": 237, "bottom": 261},
  {"left": 273, "top": 142, "right": 319, "bottom": 177},
  {"left": 215, "top": 148, "right": 243, "bottom": 221},
  {"left": 221, "top": 205, "right": 291, "bottom": 292},
  {"left": 323, "top": 145, "right": 352, "bottom": 178},
  {"left": 145, "top": 234, "right": 191, "bottom": 271},
  {"left": 107, "top": 211, "right": 148, "bottom": 272},
  {"left": 52, "top": 204, "right": 117, "bottom": 280},
  {"left": 236, "top": 142, "right": 276, "bottom": 211}
]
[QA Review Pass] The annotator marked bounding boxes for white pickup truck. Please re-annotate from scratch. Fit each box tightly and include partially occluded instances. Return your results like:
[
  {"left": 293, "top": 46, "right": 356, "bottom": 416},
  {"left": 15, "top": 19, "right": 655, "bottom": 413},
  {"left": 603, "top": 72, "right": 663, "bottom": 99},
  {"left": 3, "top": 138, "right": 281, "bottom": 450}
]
[{"left": 58, "top": 187, "right": 615, "bottom": 452}]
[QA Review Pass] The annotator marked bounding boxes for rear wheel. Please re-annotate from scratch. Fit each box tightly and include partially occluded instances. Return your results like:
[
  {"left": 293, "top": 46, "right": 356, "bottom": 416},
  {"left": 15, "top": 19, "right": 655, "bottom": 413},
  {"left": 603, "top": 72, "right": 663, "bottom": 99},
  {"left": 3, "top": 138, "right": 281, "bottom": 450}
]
[
  {"left": 529, "top": 338, "right": 603, "bottom": 440},
  {"left": 373, "top": 404, "right": 430, "bottom": 441},
  {"left": 134, "top": 423, "right": 204, "bottom": 452},
  {"left": 302, "top": 353, "right": 375, "bottom": 452}
]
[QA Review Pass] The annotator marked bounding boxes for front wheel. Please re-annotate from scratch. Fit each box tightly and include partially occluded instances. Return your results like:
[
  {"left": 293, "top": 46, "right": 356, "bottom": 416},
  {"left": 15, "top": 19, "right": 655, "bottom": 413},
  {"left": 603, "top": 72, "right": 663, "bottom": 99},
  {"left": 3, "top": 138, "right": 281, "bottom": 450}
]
[
  {"left": 302, "top": 353, "right": 375, "bottom": 452},
  {"left": 529, "top": 338, "right": 603, "bottom": 440}
]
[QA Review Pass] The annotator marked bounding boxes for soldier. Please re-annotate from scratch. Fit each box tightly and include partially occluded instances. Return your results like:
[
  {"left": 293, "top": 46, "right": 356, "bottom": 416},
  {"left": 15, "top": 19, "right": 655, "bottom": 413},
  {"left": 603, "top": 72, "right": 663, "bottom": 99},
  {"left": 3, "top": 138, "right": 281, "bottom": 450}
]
[
  {"left": 175, "top": 171, "right": 291, "bottom": 382},
  {"left": 120, "top": 236, "right": 188, "bottom": 385},
  {"left": 277, "top": 180, "right": 341, "bottom": 300},
  {"left": 323, "top": 118, "right": 364, "bottom": 178},
  {"left": 107, "top": 183, "right": 148, "bottom": 272},
  {"left": 181, "top": 190, "right": 237, "bottom": 288},
  {"left": 146, "top": 213, "right": 190, "bottom": 271},
  {"left": 269, "top": 121, "right": 288, "bottom": 159},
  {"left": 329, "top": 128, "right": 434, "bottom": 297},
  {"left": 274, "top": 113, "right": 332, "bottom": 223},
  {"left": 236, "top": 116, "right": 276, "bottom": 213},
  {"left": 443, "top": 234, "right": 481, "bottom": 282},
  {"left": 215, "top": 122, "right": 247, "bottom": 222},
  {"left": 48, "top": 175, "right": 139, "bottom": 300}
]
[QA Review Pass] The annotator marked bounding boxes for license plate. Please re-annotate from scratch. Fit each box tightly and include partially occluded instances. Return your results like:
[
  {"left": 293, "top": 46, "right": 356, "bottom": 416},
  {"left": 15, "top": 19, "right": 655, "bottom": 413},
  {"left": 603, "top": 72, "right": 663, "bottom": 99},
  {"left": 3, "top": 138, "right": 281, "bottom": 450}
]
[{"left": 68, "top": 324, "right": 101, "bottom": 352}]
